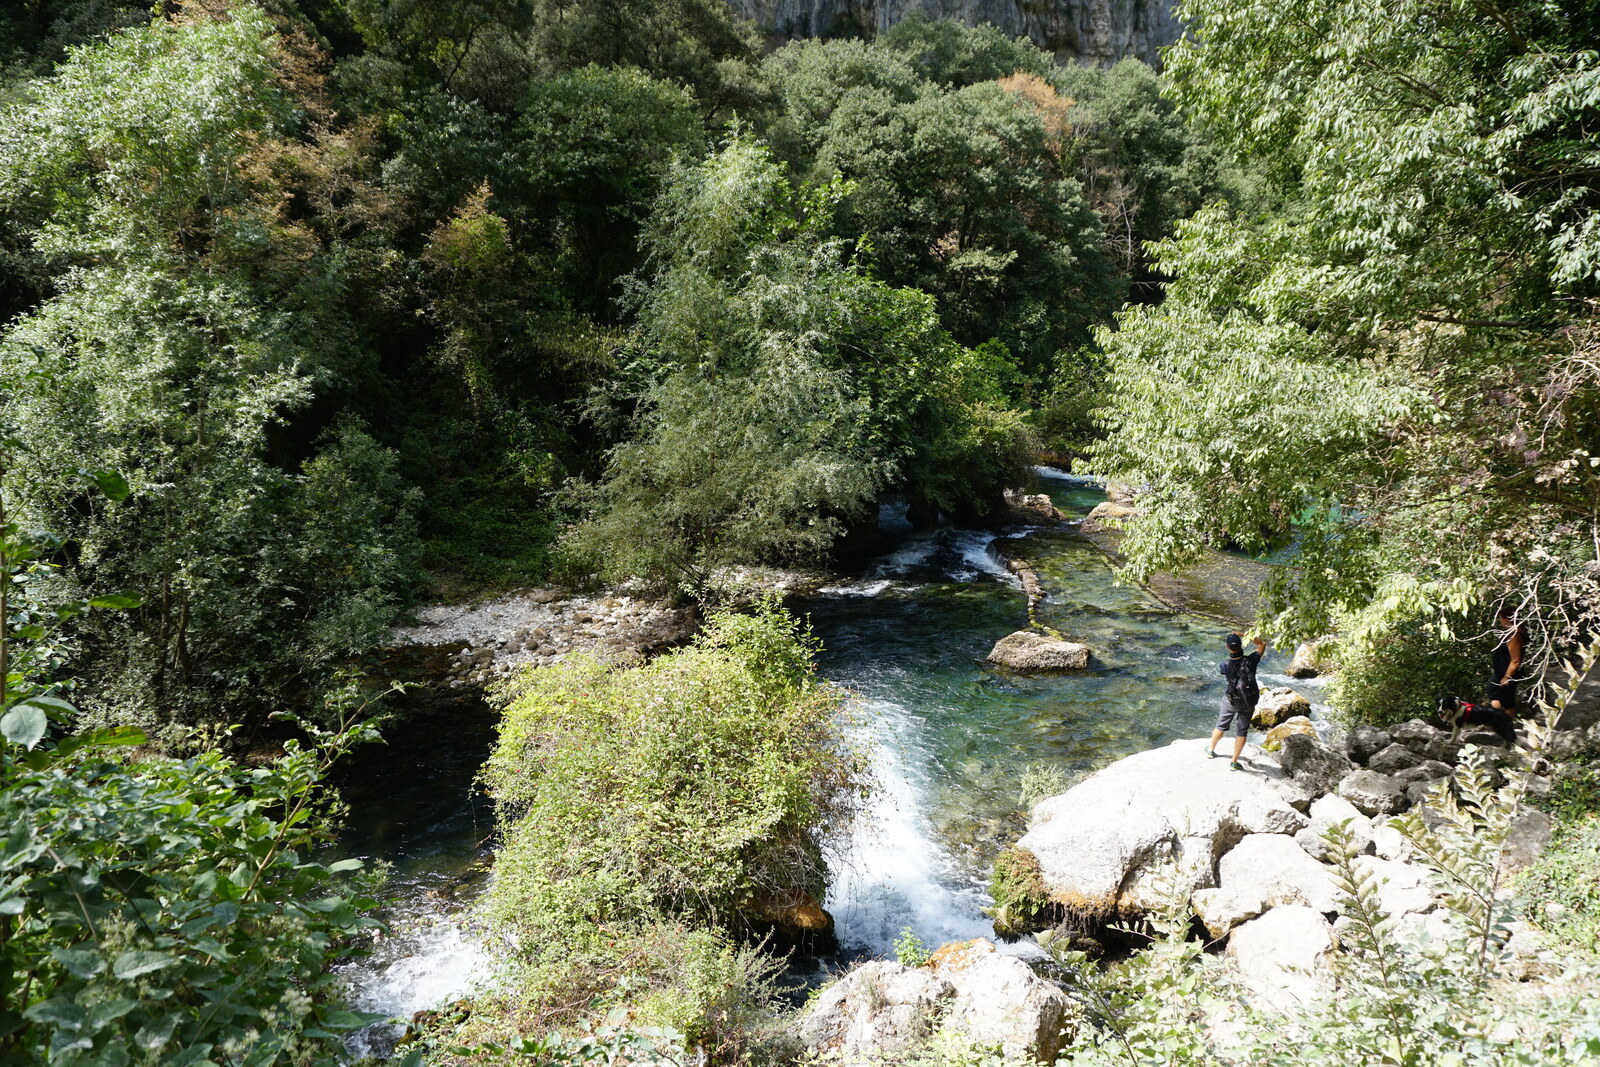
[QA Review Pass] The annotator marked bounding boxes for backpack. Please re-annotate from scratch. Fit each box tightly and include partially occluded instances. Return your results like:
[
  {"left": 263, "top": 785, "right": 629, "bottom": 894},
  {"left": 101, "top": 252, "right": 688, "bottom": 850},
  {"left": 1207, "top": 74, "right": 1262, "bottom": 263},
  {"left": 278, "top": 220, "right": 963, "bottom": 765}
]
[{"left": 1225, "top": 656, "right": 1257, "bottom": 709}]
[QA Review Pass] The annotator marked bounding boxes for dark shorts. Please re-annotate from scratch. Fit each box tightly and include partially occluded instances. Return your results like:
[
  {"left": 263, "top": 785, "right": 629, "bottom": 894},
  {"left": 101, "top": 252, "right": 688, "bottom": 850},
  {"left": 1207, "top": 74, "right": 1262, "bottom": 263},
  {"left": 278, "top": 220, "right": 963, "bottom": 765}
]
[
  {"left": 1215, "top": 701, "right": 1251, "bottom": 738},
  {"left": 1486, "top": 681, "right": 1518, "bottom": 711}
]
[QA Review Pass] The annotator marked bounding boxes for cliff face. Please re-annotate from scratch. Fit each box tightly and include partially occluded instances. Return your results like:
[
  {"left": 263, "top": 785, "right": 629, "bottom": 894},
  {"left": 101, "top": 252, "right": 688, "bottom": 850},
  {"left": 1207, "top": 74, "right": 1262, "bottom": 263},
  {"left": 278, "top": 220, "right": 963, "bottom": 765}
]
[{"left": 730, "top": 0, "right": 1181, "bottom": 67}]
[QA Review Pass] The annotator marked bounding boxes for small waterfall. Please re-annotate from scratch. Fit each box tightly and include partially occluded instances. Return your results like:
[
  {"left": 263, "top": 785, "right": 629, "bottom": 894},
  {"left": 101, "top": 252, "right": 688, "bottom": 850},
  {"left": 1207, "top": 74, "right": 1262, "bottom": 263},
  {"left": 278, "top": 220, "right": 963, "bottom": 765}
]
[{"left": 827, "top": 698, "right": 995, "bottom": 956}]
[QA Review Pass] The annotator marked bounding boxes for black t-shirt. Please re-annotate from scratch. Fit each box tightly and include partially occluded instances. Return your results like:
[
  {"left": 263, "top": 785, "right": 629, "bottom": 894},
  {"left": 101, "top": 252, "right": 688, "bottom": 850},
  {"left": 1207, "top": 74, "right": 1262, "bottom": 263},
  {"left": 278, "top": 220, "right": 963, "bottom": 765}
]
[
  {"left": 1219, "top": 650, "right": 1262, "bottom": 707},
  {"left": 1492, "top": 625, "right": 1527, "bottom": 681}
]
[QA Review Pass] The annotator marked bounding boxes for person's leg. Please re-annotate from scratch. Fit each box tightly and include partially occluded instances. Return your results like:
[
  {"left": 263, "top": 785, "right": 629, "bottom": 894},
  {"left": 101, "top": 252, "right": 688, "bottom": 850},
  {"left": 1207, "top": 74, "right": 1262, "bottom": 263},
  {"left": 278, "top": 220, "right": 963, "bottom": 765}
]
[
  {"left": 1208, "top": 729, "right": 1224, "bottom": 756},
  {"left": 1231, "top": 731, "right": 1247, "bottom": 762},
  {"left": 1209, "top": 704, "right": 1232, "bottom": 756}
]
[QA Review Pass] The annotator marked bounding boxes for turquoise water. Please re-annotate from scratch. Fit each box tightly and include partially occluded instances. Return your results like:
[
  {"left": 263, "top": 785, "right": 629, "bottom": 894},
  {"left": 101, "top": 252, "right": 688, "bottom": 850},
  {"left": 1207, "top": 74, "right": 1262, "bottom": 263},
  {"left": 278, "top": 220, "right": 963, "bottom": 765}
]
[
  {"left": 797, "top": 471, "right": 1301, "bottom": 954},
  {"left": 335, "top": 469, "right": 1307, "bottom": 1031}
]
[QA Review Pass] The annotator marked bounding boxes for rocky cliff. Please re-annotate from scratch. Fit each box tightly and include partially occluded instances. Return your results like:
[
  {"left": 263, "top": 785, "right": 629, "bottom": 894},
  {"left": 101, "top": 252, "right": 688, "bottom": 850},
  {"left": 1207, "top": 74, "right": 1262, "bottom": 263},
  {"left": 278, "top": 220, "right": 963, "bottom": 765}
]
[{"left": 729, "top": 0, "right": 1181, "bottom": 67}]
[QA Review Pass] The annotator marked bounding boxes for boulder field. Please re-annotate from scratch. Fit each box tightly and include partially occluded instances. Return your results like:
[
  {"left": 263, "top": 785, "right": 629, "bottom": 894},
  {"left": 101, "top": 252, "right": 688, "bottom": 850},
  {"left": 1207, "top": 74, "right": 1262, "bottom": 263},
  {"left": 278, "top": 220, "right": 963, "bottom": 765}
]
[{"left": 795, "top": 713, "right": 1600, "bottom": 1062}]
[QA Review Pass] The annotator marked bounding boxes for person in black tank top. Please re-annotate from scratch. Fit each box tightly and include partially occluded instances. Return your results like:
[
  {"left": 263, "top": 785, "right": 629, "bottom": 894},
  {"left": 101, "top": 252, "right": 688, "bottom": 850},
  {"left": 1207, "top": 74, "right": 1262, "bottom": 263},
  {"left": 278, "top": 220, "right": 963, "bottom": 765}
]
[
  {"left": 1488, "top": 608, "right": 1526, "bottom": 713},
  {"left": 1207, "top": 631, "right": 1266, "bottom": 770}
]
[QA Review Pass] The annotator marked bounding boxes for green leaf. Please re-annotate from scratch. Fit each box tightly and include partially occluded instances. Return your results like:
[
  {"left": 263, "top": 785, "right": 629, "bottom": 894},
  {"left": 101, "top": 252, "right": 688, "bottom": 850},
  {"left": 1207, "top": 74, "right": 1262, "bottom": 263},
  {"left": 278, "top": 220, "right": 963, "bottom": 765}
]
[
  {"left": 134, "top": 1014, "right": 178, "bottom": 1050},
  {"left": 87, "top": 593, "right": 142, "bottom": 611},
  {"left": 1, "top": 705, "right": 48, "bottom": 750},
  {"left": 111, "top": 950, "right": 176, "bottom": 979},
  {"left": 51, "top": 947, "right": 104, "bottom": 979},
  {"left": 24, "top": 997, "right": 85, "bottom": 1027},
  {"left": 86, "top": 998, "right": 138, "bottom": 1028},
  {"left": 92, "top": 470, "right": 131, "bottom": 501},
  {"left": 327, "top": 858, "right": 364, "bottom": 873}
]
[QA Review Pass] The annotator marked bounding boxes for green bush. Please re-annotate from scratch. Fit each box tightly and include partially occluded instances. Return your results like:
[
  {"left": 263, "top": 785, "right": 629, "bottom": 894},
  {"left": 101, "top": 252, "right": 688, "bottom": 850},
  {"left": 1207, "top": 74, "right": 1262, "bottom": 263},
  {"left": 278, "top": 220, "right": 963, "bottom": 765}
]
[
  {"left": 987, "top": 846, "right": 1051, "bottom": 937},
  {"left": 1331, "top": 613, "right": 1490, "bottom": 728},
  {"left": 475, "top": 598, "right": 867, "bottom": 1043}
]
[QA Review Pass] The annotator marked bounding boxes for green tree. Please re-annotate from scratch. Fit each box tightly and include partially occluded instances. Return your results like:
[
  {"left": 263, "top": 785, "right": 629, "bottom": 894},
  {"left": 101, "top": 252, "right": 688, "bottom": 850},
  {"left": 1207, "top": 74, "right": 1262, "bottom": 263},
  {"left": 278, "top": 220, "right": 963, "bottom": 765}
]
[
  {"left": 563, "top": 136, "right": 1033, "bottom": 591},
  {"left": 0, "top": 7, "right": 417, "bottom": 735},
  {"left": 1089, "top": 0, "right": 1600, "bottom": 683}
]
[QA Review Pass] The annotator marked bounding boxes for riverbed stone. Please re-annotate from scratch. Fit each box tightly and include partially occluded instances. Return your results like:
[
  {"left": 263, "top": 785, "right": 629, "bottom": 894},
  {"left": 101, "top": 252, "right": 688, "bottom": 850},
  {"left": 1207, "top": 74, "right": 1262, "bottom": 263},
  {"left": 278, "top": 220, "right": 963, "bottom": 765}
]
[
  {"left": 1226, "top": 906, "right": 1337, "bottom": 1012},
  {"left": 1218, "top": 832, "right": 1340, "bottom": 914},
  {"left": 1191, "top": 886, "right": 1266, "bottom": 939},
  {"left": 1503, "top": 806, "right": 1553, "bottom": 871},
  {"left": 929, "top": 940, "right": 1075, "bottom": 1062},
  {"left": 1262, "top": 716, "right": 1317, "bottom": 752},
  {"left": 1253, "top": 688, "right": 1312, "bottom": 729},
  {"left": 1367, "top": 743, "right": 1424, "bottom": 775},
  {"left": 1018, "top": 739, "right": 1307, "bottom": 917},
  {"left": 1392, "top": 760, "right": 1454, "bottom": 787},
  {"left": 1351, "top": 856, "right": 1437, "bottom": 917},
  {"left": 1346, "top": 725, "right": 1392, "bottom": 765},
  {"left": 1390, "top": 719, "right": 1442, "bottom": 752},
  {"left": 1338, "top": 770, "right": 1408, "bottom": 816},
  {"left": 1294, "top": 793, "right": 1373, "bottom": 861},
  {"left": 1370, "top": 819, "right": 1415, "bottom": 861},
  {"left": 984, "top": 631, "right": 1091, "bottom": 672},
  {"left": 797, "top": 962, "right": 951, "bottom": 1061},
  {"left": 1286, "top": 639, "right": 1337, "bottom": 679},
  {"left": 1082, "top": 501, "right": 1135, "bottom": 532},
  {"left": 1278, "top": 733, "right": 1354, "bottom": 798}
]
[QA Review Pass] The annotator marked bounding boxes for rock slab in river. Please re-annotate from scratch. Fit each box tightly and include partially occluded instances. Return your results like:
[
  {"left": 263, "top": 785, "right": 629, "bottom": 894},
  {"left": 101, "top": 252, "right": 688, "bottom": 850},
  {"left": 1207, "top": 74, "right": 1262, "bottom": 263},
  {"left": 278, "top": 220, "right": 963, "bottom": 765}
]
[
  {"left": 1018, "top": 739, "right": 1307, "bottom": 917},
  {"left": 985, "top": 631, "right": 1091, "bottom": 672}
]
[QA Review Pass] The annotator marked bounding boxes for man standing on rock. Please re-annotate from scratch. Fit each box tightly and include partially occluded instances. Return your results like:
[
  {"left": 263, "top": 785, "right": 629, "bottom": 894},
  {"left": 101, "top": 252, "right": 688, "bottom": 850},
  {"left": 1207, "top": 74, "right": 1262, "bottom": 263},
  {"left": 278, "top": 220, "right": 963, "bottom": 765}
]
[{"left": 1207, "top": 632, "right": 1266, "bottom": 770}]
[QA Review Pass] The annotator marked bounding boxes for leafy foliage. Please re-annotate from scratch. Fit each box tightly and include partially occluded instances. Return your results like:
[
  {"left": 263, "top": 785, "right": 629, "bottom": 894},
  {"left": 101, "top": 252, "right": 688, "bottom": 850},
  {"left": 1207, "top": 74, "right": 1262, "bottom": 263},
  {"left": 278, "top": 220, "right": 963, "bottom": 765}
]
[
  {"left": 472, "top": 599, "right": 865, "bottom": 1046},
  {"left": 1090, "top": 0, "right": 1600, "bottom": 668}
]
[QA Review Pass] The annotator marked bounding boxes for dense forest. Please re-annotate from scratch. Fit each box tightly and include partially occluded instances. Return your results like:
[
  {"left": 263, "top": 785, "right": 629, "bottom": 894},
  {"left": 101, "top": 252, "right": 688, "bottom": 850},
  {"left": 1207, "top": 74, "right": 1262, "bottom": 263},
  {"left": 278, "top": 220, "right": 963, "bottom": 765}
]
[{"left": 1, "top": 0, "right": 1598, "bottom": 1062}]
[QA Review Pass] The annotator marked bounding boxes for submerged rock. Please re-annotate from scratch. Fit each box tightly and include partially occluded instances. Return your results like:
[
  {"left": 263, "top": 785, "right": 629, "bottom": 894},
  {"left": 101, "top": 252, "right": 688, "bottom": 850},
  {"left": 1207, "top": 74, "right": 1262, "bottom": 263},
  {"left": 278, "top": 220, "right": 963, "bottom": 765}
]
[
  {"left": 1017, "top": 739, "right": 1307, "bottom": 918},
  {"left": 984, "top": 631, "right": 1091, "bottom": 672}
]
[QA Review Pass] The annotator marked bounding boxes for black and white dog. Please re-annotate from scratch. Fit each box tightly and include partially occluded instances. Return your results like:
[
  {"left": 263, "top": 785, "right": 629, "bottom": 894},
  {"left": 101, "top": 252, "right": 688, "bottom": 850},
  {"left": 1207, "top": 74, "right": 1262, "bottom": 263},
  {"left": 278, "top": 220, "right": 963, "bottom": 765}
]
[{"left": 1436, "top": 695, "right": 1519, "bottom": 746}]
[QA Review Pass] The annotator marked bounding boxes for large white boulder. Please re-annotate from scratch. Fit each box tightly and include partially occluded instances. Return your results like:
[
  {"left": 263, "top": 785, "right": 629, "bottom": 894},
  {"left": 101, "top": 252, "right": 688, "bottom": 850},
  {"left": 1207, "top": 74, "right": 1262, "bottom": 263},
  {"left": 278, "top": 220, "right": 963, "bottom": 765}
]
[
  {"left": 1295, "top": 793, "right": 1374, "bottom": 861},
  {"left": 1218, "top": 832, "right": 1341, "bottom": 914},
  {"left": 1226, "top": 906, "right": 1338, "bottom": 1012},
  {"left": 985, "top": 631, "right": 1091, "bottom": 672},
  {"left": 1018, "top": 740, "right": 1307, "bottom": 917},
  {"left": 1350, "top": 856, "right": 1437, "bottom": 918},
  {"left": 797, "top": 961, "right": 951, "bottom": 1061},
  {"left": 928, "top": 940, "right": 1074, "bottom": 1063},
  {"left": 1191, "top": 885, "right": 1266, "bottom": 939}
]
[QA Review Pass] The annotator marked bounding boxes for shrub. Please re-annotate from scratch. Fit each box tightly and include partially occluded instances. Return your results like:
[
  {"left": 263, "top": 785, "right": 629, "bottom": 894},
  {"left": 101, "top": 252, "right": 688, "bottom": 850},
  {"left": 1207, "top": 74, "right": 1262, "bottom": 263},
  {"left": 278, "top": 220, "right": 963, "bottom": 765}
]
[
  {"left": 987, "top": 846, "right": 1051, "bottom": 937},
  {"left": 1331, "top": 612, "right": 1490, "bottom": 728},
  {"left": 474, "top": 598, "right": 867, "bottom": 1043}
]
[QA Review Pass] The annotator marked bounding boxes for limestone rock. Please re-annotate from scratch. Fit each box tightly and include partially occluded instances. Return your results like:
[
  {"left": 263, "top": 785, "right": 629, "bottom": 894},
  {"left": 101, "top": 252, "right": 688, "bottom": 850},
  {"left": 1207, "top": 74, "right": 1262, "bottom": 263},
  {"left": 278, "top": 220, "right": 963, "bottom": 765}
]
[
  {"left": 1286, "top": 639, "right": 1337, "bottom": 679},
  {"left": 930, "top": 940, "right": 1075, "bottom": 1063},
  {"left": 1346, "top": 725, "right": 1392, "bottom": 765},
  {"left": 1295, "top": 793, "right": 1373, "bottom": 861},
  {"left": 1350, "top": 856, "right": 1436, "bottom": 918},
  {"left": 1004, "top": 489, "right": 1066, "bottom": 524},
  {"left": 1262, "top": 716, "right": 1316, "bottom": 753},
  {"left": 1191, "top": 886, "right": 1266, "bottom": 940},
  {"left": 1390, "top": 719, "right": 1442, "bottom": 752},
  {"left": 1082, "top": 501, "right": 1136, "bottom": 533},
  {"left": 1370, "top": 819, "right": 1415, "bottom": 862},
  {"left": 1392, "top": 760, "right": 1454, "bottom": 787},
  {"left": 1226, "top": 906, "right": 1337, "bottom": 1012},
  {"left": 1218, "top": 833, "right": 1340, "bottom": 914},
  {"left": 1278, "top": 732, "right": 1353, "bottom": 798},
  {"left": 985, "top": 631, "right": 1091, "bottom": 672},
  {"left": 1367, "top": 743, "right": 1424, "bottom": 775},
  {"left": 1253, "top": 687, "right": 1312, "bottom": 729},
  {"left": 1462, "top": 728, "right": 1512, "bottom": 748},
  {"left": 1503, "top": 806, "right": 1553, "bottom": 871},
  {"left": 1018, "top": 740, "right": 1307, "bottom": 917},
  {"left": 1338, "top": 770, "right": 1408, "bottom": 816},
  {"left": 797, "top": 962, "right": 951, "bottom": 1061},
  {"left": 729, "top": 0, "right": 1183, "bottom": 66}
]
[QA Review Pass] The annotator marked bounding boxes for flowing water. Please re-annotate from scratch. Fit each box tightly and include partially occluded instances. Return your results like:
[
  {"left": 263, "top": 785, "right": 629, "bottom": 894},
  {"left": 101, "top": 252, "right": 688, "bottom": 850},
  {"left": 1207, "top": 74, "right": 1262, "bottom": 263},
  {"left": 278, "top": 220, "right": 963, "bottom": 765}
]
[{"left": 335, "top": 472, "right": 1316, "bottom": 1045}]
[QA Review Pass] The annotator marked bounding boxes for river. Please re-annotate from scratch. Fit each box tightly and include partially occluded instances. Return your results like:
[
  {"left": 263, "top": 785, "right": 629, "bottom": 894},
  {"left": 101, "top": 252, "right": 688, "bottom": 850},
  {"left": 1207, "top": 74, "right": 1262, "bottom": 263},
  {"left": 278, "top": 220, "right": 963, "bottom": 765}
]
[{"left": 333, "top": 470, "right": 1314, "bottom": 1054}]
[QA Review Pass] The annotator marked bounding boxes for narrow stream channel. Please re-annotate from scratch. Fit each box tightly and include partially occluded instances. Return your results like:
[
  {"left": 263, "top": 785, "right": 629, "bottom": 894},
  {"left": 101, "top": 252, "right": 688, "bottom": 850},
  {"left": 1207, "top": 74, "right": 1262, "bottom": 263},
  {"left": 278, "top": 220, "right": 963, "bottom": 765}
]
[{"left": 333, "top": 471, "right": 1318, "bottom": 1053}]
